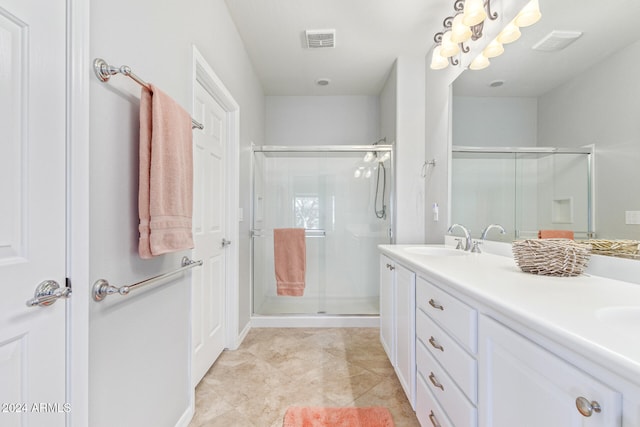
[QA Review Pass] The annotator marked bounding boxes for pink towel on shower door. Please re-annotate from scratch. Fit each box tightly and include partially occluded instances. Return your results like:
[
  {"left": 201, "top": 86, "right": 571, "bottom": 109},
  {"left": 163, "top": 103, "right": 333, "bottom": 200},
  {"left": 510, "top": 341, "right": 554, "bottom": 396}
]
[
  {"left": 138, "top": 84, "right": 195, "bottom": 258},
  {"left": 274, "top": 228, "right": 306, "bottom": 296}
]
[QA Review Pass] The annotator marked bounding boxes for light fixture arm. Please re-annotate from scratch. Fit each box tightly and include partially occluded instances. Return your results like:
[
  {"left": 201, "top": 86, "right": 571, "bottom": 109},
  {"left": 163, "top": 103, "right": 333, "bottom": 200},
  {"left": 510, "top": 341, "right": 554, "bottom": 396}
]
[{"left": 469, "top": 0, "right": 498, "bottom": 40}]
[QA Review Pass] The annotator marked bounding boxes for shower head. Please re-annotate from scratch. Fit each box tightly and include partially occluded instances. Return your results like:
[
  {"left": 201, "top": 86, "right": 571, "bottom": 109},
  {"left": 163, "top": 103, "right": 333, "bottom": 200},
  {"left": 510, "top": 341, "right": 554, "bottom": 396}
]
[{"left": 377, "top": 152, "right": 391, "bottom": 163}]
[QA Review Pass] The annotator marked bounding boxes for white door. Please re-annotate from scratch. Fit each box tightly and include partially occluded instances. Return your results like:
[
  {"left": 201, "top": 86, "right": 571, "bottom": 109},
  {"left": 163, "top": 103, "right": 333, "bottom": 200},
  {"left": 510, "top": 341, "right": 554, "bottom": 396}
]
[
  {"left": 0, "top": 1, "right": 68, "bottom": 426},
  {"left": 191, "top": 81, "right": 227, "bottom": 386}
]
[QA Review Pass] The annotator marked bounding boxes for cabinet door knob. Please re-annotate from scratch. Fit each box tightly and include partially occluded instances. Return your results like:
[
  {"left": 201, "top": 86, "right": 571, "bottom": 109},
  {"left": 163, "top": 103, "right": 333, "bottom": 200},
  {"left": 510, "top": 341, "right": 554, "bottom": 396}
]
[
  {"left": 576, "top": 397, "right": 601, "bottom": 417},
  {"left": 428, "top": 410, "right": 441, "bottom": 427},
  {"left": 428, "top": 298, "right": 444, "bottom": 310},
  {"left": 429, "top": 336, "right": 444, "bottom": 352},
  {"left": 428, "top": 372, "right": 444, "bottom": 391}
]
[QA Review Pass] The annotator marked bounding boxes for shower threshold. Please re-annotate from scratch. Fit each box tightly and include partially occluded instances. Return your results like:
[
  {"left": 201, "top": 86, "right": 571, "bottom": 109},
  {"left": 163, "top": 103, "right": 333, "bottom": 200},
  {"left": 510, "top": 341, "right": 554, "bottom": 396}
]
[{"left": 250, "top": 313, "right": 380, "bottom": 328}]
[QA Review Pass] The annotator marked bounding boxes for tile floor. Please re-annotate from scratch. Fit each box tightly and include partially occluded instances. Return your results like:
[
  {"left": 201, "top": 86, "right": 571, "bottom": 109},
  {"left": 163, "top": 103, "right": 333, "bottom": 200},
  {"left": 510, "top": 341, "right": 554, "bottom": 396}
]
[{"left": 188, "top": 327, "right": 420, "bottom": 427}]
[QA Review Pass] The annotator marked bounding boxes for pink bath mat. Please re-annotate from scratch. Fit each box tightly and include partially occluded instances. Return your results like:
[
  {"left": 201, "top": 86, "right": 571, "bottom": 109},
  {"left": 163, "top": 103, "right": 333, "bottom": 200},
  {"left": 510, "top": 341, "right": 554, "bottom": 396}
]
[{"left": 283, "top": 406, "right": 395, "bottom": 427}]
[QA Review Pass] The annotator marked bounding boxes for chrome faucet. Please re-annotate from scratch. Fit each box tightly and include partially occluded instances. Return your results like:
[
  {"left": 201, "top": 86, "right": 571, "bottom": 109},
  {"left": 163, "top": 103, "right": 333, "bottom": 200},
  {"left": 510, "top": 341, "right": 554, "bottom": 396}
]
[
  {"left": 481, "top": 224, "right": 507, "bottom": 240},
  {"left": 447, "top": 224, "right": 472, "bottom": 251}
]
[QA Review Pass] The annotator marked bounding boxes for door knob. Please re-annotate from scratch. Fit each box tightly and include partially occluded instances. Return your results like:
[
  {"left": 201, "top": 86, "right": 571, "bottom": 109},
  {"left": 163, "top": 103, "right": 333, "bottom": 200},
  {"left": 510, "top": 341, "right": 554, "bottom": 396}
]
[
  {"left": 576, "top": 396, "right": 601, "bottom": 417},
  {"left": 26, "top": 280, "right": 71, "bottom": 307},
  {"left": 221, "top": 238, "right": 232, "bottom": 247}
]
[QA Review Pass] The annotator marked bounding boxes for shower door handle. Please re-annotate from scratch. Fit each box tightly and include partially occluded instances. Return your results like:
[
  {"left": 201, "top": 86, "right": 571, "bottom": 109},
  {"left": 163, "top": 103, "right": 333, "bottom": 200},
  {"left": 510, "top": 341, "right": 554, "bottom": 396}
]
[{"left": 221, "top": 238, "right": 232, "bottom": 248}]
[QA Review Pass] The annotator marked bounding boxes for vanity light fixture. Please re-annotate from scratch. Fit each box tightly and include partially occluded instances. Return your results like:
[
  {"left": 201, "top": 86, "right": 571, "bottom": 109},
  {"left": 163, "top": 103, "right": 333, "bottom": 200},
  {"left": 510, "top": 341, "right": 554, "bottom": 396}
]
[
  {"left": 469, "top": 52, "right": 490, "bottom": 70},
  {"left": 430, "top": 0, "right": 498, "bottom": 70},
  {"left": 497, "top": 20, "right": 522, "bottom": 44},
  {"left": 430, "top": 0, "right": 542, "bottom": 71},
  {"left": 515, "top": 0, "right": 542, "bottom": 27},
  {"left": 483, "top": 39, "right": 504, "bottom": 58},
  {"left": 430, "top": 45, "right": 449, "bottom": 69}
]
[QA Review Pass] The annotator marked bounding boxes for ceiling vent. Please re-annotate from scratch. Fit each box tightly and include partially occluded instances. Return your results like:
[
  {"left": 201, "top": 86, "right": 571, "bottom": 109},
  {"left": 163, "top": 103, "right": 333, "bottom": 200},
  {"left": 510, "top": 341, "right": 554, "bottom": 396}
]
[
  {"left": 305, "top": 29, "right": 336, "bottom": 49},
  {"left": 532, "top": 30, "right": 583, "bottom": 52}
]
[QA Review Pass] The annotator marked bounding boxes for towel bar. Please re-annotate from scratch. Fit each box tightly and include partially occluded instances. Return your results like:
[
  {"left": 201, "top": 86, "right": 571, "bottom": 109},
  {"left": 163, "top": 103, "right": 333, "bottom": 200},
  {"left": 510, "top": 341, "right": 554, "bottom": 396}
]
[
  {"left": 93, "top": 58, "right": 204, "bottom": 130},
  {"left": 251, "top": 229, "right": 326, "bottom": 238},
  {"left": 93, "top": 256, "right": 202, "bottom": 302}
]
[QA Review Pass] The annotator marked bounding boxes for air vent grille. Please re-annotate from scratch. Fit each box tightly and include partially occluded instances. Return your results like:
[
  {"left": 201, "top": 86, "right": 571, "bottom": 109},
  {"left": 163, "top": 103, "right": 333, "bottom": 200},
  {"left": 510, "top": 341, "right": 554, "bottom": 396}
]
[
  {"left": 305, "top": 29, "right": 336, "bottom": 49},
  {"left": 532, "top": 31, "right": 583, "bottom": 52}
]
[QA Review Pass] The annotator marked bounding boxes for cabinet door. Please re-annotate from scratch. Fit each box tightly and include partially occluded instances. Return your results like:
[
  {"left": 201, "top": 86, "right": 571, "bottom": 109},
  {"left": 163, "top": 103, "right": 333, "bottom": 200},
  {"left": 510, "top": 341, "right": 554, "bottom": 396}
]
[
  {"left": 395, "top": 263, "right": 416, "bottom": 409},
  {"left": 379, "top": 255, "right": 395, "bottom": 364},
  {"left": 479, "top": 316, "right": 621, "bottom": 427}
]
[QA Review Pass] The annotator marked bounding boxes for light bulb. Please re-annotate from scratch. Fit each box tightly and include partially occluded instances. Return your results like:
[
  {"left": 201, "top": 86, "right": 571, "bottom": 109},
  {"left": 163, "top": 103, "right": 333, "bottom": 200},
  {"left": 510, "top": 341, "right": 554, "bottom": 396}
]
[
  {"left": 462, "top": 0, "right": 487, "bottom": 27},
  {"left": 497, "top": 20, "right": 521, "bottom": 44},
  {"left": 430, "top": 45, "right": 449, "bottom": 70},
  {"left": 515, "top": 0, "right": 541, "bottom": 27},
  {"left": 378, "top": 152, "right": 391, "bottom": 163},
  {"left": 363, "top": 152, "right": 375, "bottom": 162},
  {"left": 469, "top": 53, "right": 490, "bottom": 70},
  {"left": 440, "top": 31, "right": 460, "bottom": 58},
  {"left": 483, "top": 39, "right": 504, "bottom": 58},
  {"left": 364, "top": 168, "right": 372, "bottom": 179},
  {"left": 450, "top": 14, "right": 472, "bottom": 44},
  {"left": 354, "top": 167, "right": 363, "bottom": 178}
]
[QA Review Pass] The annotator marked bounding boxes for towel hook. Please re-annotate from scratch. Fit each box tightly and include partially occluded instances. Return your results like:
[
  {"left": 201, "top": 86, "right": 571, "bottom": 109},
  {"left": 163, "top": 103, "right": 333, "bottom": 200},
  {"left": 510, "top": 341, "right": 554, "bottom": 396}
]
[{"left": 421, "top": 159, "right": 436, "bottom": 177}]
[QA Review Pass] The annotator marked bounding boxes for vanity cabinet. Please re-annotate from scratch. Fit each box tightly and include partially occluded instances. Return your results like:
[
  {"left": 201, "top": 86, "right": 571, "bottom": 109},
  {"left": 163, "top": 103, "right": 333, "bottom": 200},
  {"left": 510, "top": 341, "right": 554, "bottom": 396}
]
[
  {"left": 378, "top": 247, "right": 635, "bottom": 427},
  {"left": 415, "top": 276, "right": 478, "bottom": 427},
  {"left": 380, "top": 254, "right": 395, "bottom": 364},
  {"left": 478, "top": 315, "right": 622, "bottom": 427},
  {"left": 379, "top": 255, "right": 416, "bottom": 408}
]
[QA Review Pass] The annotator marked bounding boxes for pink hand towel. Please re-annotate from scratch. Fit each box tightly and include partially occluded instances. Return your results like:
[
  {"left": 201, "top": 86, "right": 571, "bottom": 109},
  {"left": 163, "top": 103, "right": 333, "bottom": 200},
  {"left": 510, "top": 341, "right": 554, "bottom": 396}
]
[
  {"left": 274, "top": 228, "right": 306, "bottom": 296},
  {"left": 138, "top": 84, "right": 194, "bottom": 258},
  {"left": 538, "top": 230, "right": 574, "bottom": 240}
]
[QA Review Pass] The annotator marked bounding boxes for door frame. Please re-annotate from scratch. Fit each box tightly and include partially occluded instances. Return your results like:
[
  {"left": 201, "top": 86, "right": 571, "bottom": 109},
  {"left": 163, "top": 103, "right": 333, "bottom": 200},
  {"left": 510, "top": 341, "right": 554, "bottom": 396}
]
[
  {"left": 191, "top": 46, "right": 240, "bottom": 351},
  {"left": 67, "top": 0, "right": 90, "bottom": 426}
]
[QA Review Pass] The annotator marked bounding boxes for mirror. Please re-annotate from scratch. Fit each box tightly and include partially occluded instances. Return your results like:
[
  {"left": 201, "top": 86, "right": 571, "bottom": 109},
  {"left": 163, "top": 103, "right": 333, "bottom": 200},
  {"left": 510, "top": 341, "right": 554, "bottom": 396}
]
[{"left": 451, "top": 0, "right": 640, "bottom": 254}]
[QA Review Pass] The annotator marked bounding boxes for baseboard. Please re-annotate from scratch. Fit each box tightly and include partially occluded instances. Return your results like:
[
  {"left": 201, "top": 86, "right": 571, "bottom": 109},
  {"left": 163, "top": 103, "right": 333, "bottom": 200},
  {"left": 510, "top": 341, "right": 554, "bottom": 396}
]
[
  {"left": 174, "top": 404, "right": 194, "bottom": 427},
  {"left": 250, "top": 315, "right": 380, "bottom": 328}
]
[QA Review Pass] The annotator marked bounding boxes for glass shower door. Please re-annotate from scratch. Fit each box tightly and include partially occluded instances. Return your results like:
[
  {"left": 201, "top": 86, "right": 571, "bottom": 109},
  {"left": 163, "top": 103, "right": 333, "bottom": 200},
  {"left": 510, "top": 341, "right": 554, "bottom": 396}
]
[{"left": 251, "top": 147, "right": 392, "bottom": 316}]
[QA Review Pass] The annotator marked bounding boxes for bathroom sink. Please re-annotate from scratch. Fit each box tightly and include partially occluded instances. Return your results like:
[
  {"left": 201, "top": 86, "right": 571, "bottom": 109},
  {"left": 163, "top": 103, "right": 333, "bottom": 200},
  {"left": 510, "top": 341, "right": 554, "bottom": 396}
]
[
  {"left": 595, "top": 306, "right": 640, "bottom": 336},
  {"left": 403, "top": 246, "right": 469, "bottom": 257}
]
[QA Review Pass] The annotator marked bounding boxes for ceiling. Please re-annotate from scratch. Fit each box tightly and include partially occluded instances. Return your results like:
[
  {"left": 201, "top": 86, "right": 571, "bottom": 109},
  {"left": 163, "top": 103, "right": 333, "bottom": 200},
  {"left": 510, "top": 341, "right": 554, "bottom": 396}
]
[
  {"left": 224, "top": 0, "right": 451, "bottom": 96},
  {"left": 225, "top": 0, "right": 640, "bottom": 97}
]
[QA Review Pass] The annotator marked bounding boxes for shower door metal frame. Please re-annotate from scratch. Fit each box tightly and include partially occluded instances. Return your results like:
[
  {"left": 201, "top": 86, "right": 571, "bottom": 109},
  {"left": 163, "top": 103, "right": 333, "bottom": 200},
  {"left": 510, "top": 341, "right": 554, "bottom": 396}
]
[{"left": 249, "top": 144, "right": 395, "bottom": 317}]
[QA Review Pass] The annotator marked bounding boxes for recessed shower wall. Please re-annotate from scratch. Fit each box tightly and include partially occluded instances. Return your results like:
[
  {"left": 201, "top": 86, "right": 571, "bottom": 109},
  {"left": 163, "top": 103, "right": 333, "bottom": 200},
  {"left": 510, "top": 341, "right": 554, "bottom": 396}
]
[{"left": 251, "top": 145, "right": 393, "bottom": 318}]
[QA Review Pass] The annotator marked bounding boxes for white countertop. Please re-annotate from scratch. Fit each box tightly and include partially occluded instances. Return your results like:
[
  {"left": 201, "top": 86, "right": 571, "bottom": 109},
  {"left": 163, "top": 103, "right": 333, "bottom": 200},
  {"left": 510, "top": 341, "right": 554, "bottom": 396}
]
[{"left": 379, "top": 244, "right": 640, "bottom": 385}]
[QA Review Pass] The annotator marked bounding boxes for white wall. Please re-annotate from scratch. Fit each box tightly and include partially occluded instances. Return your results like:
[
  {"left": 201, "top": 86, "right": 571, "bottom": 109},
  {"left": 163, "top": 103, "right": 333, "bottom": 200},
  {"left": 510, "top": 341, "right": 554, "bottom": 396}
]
[
  {"left": 395, "top": 55, "right": 426, "bottom": 243},
  {"left": 265, "top": 96, "right": 380, "bottom": 145},
  {"left": 89, "top": 0, "right": 263, "bottom": 426},
  {"left": 453, "top": 96, "right": 537, "bottom": 147},
  {"left": 538, "top": 39, "right": 640, "bottom": 240},
  {"left": 379, "top": 62, "right": 398, "bottom": 240}
]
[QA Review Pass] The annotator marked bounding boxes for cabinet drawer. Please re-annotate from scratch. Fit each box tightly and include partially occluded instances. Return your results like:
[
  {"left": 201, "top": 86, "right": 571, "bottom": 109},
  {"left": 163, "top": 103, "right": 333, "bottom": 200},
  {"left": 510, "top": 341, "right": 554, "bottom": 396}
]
[
  {"left": 417, "top": 339, "right": 477, "bottom": 427},
  {"left": 416, "top": 371, "right": 454, "bottom": 427},
  {"left": 416, "top": 276, "right": 477, "bottom": 354},
  {"left": 417, "top": 308, "right": 477, "bottom": 403}
]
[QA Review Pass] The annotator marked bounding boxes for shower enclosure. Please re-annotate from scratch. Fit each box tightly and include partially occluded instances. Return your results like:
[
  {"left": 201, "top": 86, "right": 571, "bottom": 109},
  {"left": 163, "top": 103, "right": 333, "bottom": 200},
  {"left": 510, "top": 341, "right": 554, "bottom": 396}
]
[
  {"left": 251, "top": 145, "right": 393, "bottom": 320},
  {"left": 451, "top": 146, "right": 593, "bottom": 240}
]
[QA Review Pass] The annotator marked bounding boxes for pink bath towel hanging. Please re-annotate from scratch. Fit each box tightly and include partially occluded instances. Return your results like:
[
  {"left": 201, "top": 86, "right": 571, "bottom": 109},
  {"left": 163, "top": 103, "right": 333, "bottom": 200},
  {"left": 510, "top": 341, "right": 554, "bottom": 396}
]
[
  {"left": 274, "top": 228, "right": 306, "bottom": 296},
  {"left": 138, "top": 84, "right": 194, "bottom": 258}
]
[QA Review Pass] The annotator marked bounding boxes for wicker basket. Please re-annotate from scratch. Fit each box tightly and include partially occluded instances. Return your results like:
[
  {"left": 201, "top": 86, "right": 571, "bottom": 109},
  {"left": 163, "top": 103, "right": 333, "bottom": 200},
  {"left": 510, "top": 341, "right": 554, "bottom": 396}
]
[
  {"left": 512, "top": 239, "right": 592, "bottom": 277},
  {"left": 583, "top": 239, "right": 640, "bottom": 258}
]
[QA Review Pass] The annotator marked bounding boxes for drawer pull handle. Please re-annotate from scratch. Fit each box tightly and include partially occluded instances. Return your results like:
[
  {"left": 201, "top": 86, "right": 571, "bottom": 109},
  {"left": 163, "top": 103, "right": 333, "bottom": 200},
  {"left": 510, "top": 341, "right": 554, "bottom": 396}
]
[
  {"left": 428, "top": 372, "right": 444, "bottom": 391},
  {"left": 428, "top": 299, "right": 444, "bottom": 310},
  {"left": 429, "top": 336, "right": 444, "bottom": 352},
  {"left": 576, "top": 396, "right": 601, "bottom": 417},
  {"left": 428, "top": 410, "right": 441, "bottom": 427},
  {"left": 386, "top": 263, "right": 395, "bottom": 270}
]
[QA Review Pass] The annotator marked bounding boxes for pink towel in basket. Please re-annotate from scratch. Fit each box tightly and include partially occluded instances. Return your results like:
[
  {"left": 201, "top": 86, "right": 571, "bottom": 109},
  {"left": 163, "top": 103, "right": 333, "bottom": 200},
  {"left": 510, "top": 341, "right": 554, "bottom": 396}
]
[
  {"left": 274, "top": 228, "right": 306, "bottom": 296},
  {"left": 138, "top": 84, "right": 194, "bottom": 258}
]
